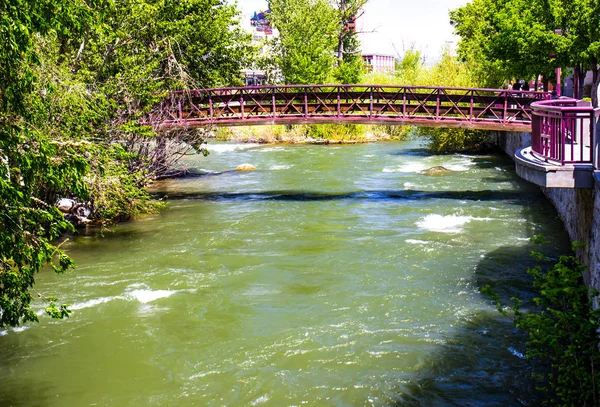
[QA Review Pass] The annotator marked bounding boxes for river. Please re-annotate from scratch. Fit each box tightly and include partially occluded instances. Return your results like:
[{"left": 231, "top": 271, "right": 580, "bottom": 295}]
[{"left": 0, "top": 140, "right": 571, "bottom": 406}]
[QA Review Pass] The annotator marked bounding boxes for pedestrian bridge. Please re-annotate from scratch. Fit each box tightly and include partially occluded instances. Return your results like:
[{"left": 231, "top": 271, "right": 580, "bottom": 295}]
[
  {"left": 148, "top": 84, "right": 600, "bottom": 189},
  {"left": 150, "top": 84, "right": 549, "bottom": 132}
]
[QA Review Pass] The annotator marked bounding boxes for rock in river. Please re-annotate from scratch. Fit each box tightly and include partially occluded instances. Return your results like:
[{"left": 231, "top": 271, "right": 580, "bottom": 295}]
[
  {"left": 236, "top": 164, "right": 257, "bottom": 171},
  {"left": 421, "top": 166, "right": 453, "bottom": 176}
]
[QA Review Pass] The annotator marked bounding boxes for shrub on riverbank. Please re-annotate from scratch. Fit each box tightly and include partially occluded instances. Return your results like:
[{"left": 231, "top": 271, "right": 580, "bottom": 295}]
[
  {"left": 0, "top": 0, "right": 254, "bottom": 329},
  {"left": 364, "top": 49, "right": 488, "bottom": 153},
  {"left": 213, "top": 123, "right": 412, "bottom": 143},
  {"left": 484, "top": 239, "right": 600, "bottom": 406}
]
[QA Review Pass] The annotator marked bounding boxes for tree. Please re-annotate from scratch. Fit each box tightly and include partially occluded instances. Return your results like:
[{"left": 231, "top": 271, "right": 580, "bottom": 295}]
[
  {"left": 0, "top": 0, "right": 254, "bottom": 328},
  {"left": 333, "top": 31, "right": 365, "bottom": 83},
  {"left": 269, "top": 0, "right": 338, "bottom": 84},
  {"left": 332, "top": 0, "right": 367, "bottom": 83},
  {"left": 485, "top": 240, "right": 600, "bottom": 406},
  {"left": 0, "top": 0, "right": 101, "bottom": 327},
  {"left": 450, "top": 0, "right": 600, "bottom": 105},
  {"left": 72, "top": 0, "right": 254, "bottom": 179},
  {"left": 555, "top": 0, "right": 600, "bottom": 105},
  {"left": 450, "top": 0, "right": 560, "bottom": 89}
]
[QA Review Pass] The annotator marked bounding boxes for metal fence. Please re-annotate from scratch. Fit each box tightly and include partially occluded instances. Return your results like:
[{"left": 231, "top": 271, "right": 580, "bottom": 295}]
[{"left": 531, "top": 98, "right": 600, "bottom": 165}]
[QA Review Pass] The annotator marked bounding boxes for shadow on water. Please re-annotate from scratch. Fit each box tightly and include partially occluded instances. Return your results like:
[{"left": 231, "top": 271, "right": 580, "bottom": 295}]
[
  {"left": 388, "top": 312, "right": 538, "bottom": 407},
  {"left": 0, "top": 367, "right": 54, "bottom": 407},
  {"left": 386, "top": 201, "right": 570, "bottom": 406},
  {"left": 153, "top": 189, "right": 537, "bottom": 203},
  {"left": 385, "top": 244, "right": 554, "bottom": 406},
  {"left": 387, "top": 148, "right": 432, "bottom": 157}
]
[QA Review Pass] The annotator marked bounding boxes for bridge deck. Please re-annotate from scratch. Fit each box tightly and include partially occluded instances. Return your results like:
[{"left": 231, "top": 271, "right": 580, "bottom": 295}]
[{"left": 149, "top": 85, "right": 549, "bottom": 131}]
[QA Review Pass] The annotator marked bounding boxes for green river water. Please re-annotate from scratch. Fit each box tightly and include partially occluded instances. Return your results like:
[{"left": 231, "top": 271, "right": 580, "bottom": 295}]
[{"left": 0, "top": 140, "right": 571, "bottom": 406}]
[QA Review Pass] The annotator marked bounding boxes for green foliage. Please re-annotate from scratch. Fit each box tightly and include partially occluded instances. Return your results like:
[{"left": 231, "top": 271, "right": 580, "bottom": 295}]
[
  {"left": 424, "top": 128, "right": 491, "bottom": 154},
  {"left": 0, "top": 0, "right": 100, "bottom": 114},
  {"left": 332, "top": 0, "right": 367, "bottom": 83},
  {"left": 0, "top": 0, "right": 253, "bottom": 328},
  {"left": 270, "top": 0, "right": 339, "bottom": 84},
  {"left": 362, "top": 49, "right": 483, "bottom": 151},
  {"left": 450, "top": 0, "right": 600, "bottom": 104},
  {"left": 484, "top": 240, "right": 600, "bottom": 406},
  {"left": 395, "top": 48, "right": 424, "bottom": 85},
  {"left": 333, "top": 56, "right": 365, "bottom": 84},
  {"left": 303, "top": 124, "right": 367, "bottom": 141},
  {"left": 85, "top": 145, "right": 165, "bottom": 223},
  {"left": 0, "top": 0, "right": 97, "bottom": 328},
  {"left": 0, "top": 119, "right": 90, "bottom": 327}
]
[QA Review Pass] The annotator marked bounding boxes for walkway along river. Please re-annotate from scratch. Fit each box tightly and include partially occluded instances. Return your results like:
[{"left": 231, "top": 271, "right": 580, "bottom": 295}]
[{"left": 0, "top": 140, "right": 572, "bottom": 406}]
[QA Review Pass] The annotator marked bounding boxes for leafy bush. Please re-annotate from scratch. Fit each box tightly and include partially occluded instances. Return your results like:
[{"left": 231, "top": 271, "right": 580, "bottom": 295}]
[
  {"left": 422, "top": 128, "right": 492, "bottom": 154},
  {"left": 484, "top": 238, "right": 600, "bottom": 406},
  {"left": 303, "top": 124, "right": 367, "bottom": 141}
]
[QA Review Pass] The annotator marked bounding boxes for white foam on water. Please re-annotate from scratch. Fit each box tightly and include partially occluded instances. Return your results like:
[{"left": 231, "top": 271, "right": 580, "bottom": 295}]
[
  {"left": 406, "top": 239, "right": 429, "bottom": 245},
  {"left": 11, "top": 326, "right": 29, "bottom": 333},
  {"left": 444, "top": 163, "right": 472, "bottom": 171},
  {"left": 70, "top": 296, "right": 120, "bottom": 311},
  {"left": 189, "top": 370, "right": 220, "bottom": 380},
  {"left": 0, "top": 330, "right": 7, "bottom": 336},
  {"left": 137, "top": 304, "right": 170, "bottom": 316},
  {"left": 258, "top": 147, "right": 285, "bottom": 152},
  {"left": 270, "top": 164, "right": 292, "bottom": 170},
  {"left": 508, "top": 347, "right": 526, "bottom": 359},
  {"left": 251, "top": 395, "right": 270, "bottom": 405},
  {"left": 403, "top": 182, "right": 418, "bottom": 188},
  {"left": 194, "top": 168, "right": 220, "bottom": 175},
  {"left": 205, "top": 143, "right": 260, "bottom": 153},
  {"left": 417, "top": 214, "right": 492, "bottom": 233},
  {"left": 128, "top": 289, "right": 176, "bottom": 304},
  {"left": 383, "top": 163, "right": 426, "bottom": 173}
]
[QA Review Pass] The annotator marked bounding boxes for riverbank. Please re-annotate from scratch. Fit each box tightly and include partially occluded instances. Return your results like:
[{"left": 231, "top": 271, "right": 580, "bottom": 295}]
[{"left": 210, "top": 124, "right": 409, "bottom": 145}]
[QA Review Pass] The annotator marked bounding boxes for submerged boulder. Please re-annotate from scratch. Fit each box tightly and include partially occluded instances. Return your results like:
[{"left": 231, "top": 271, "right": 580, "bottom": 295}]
[
  {"left": 422, "top": 166, "right": 453, "bottom": 176},
  {"left": 235, "top": 164, "right": 257, "bottom": 171}
]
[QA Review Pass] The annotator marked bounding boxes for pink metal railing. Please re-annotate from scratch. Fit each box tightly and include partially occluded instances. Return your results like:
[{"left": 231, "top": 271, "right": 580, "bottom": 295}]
[
  {"left": 149, "top": 84, "right": 550, "bottom": 131},
  {"left": 531, "top": 98, "right": 599, "bottom": 165}
]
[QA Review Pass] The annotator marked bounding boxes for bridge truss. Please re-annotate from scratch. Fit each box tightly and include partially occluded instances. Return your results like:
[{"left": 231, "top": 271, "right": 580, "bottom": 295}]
[{"left": 149, "top": 84, "right": 550, "bottom": 131}]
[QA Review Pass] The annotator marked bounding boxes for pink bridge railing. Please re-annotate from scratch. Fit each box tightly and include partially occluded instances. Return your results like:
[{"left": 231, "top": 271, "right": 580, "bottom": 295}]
[
  {"left": 149, "top": 84, "right": 550, "bottom": 131},
  {"left": 531, "top": 98, "right": 600, "bottom": 165}
]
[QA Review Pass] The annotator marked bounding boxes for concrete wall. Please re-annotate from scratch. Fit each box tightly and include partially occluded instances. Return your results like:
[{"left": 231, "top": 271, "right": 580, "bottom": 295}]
[{"left": 497, "top": 131, "right": 600, "bottom": 289}]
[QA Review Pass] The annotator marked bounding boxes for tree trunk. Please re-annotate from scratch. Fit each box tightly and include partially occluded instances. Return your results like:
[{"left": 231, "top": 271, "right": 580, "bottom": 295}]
[
  {"left": 337, "top": 33, "right": 344, "bottom": 65},
  {"left": 574, "top": 66, "right": 585, "bottom": 100},
  {"left": 592, "top": 64, "right": 599, "bottom": 108},
  {"left": 337, "top": 0, "right": 346, "bottom": 65}
]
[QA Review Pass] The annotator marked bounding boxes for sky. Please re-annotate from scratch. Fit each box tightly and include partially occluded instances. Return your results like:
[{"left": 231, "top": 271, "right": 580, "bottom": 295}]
[{"left": 237, "top": 0, "right": 471, "bottom": 60}]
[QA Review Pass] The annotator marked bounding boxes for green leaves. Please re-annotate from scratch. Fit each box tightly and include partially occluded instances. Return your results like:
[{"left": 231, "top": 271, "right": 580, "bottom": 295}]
[
  {"left": 484, "top": 240, "right": 600, "bottom": 406},
  {"left": 0, "top": 0, "right": 253, "bottom": 329},
  {"left": 270, "top": 0, "right": 339, "bottom": 84},
  {"left": 451, "top": 0, "right": 600, "bottom": 99}
]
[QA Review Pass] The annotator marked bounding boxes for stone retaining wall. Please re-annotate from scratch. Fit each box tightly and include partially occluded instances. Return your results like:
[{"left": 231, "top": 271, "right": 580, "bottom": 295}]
[{"left": 497, "top": 131, "right": 600, "bottom": 290}]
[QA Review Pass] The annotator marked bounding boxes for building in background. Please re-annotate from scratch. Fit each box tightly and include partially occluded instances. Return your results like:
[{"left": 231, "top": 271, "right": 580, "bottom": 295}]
[
  {"left": 362, "top": 54, "right": 395, "bottom": 72},
  {"left": 241, "top": 69, "right": 267, "bottom": 87},
  {"left": 249, "top": 9, "right": 273, "bottom": 41},
  {"left": 241, "top": 8, "right": 278, "bottom": 86}
]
